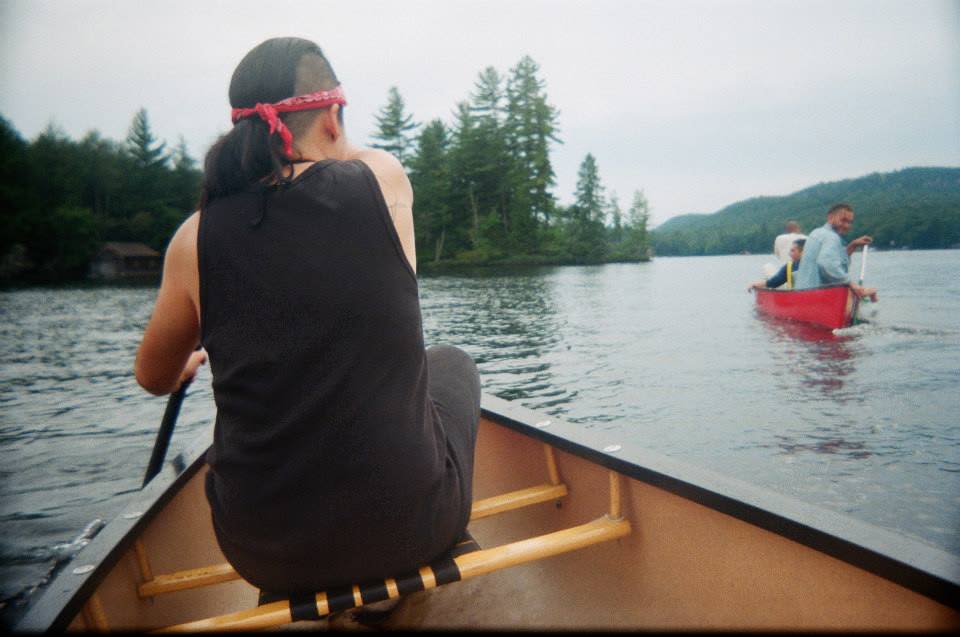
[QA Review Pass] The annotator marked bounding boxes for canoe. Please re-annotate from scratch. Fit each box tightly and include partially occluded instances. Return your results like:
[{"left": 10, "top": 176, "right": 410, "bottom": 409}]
[
  {"left": 755, "top": 283, "right": 859, "bottom": 330},
  {"left": 17, "top": 394, "right": 960, "bottom": 631}
]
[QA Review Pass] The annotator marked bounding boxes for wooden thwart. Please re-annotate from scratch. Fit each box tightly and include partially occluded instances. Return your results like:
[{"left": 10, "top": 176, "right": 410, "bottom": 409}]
[
  {"left": 470, "top": 482, "right": 568, "bottom": 520},
  {"left": 138, "top": 562, "right": 239, "bottom": 599},
  {"left": 137, "top": 481, "right": 569, "bottom": 599},
  {"left": 155, "top": 515, "right": 630, "bottom": 633}
]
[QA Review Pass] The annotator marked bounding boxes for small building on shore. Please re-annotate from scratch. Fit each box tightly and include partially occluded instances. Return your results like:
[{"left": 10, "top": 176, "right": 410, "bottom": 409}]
[{"left": 89, "top": 242, "right": 162, "bottom": 280}]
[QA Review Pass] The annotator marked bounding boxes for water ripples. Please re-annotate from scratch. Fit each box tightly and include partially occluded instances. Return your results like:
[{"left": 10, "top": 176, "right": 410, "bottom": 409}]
[
  {"left": 421, "top": 256, "right": 960, "bottom": 555},
  {"left": 2, "top": 253, "right": 959, "bottom": 624}
]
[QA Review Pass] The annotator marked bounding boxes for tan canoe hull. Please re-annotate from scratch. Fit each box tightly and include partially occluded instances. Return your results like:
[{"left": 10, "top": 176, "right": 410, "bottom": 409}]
[{"left": 17, "top": 394, "right": 958, "bottom": 631}]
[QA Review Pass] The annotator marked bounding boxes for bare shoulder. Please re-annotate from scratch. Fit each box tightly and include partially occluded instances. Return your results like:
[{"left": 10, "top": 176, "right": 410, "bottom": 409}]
[
  {"left": 176, "top": 211, "right": 200, "bottom": 239},
  {"left": 352, "top": 148, "right": 412, "bottom": 198},
  {"left": 353, "top": 147, "right": 403, "bottom": 175},
  {"left": 168, "top": 211, "right": 200, "bottom": 259},
  {"left": 161, "top": 211, "right": 201, "bottom": 296}
]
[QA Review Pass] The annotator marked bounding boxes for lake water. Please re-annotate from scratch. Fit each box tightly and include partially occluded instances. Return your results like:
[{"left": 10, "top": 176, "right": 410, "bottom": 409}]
[{"left": 1, "top": 250, "right": 959, "bottom": 625}]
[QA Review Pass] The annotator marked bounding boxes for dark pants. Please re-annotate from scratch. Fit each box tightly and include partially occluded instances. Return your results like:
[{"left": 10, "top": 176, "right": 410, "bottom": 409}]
[{"left": 426, "top": 344, "right": 481, "bottom": 534}]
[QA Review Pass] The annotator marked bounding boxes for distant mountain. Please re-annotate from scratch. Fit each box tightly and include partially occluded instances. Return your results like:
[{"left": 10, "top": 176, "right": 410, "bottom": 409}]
[
  {"left": 652, "top": 167, "right": 960, "bottom": 255},
  {"left": 652, "top": 212, "right": 708, "bottom": 233}
]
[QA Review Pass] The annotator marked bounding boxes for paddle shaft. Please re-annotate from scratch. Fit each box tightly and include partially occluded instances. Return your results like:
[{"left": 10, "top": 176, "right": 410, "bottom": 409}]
[
  {"left": 858, "top": 244, "right": 869, "bottom": 285},
  {"left": 142, "top": 378, "right": 192, "bottom": 487},
  {"left": 852, "top": 244, "right": 872, "bottom": 325}
]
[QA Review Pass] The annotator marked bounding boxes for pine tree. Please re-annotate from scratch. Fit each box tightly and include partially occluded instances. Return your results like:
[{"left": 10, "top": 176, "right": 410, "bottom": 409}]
[
  {"left": 171, "top": 136, "right": 202, "bottom": 213},
  {"left": 78, "top": 131, "right": 123, "bottom": 222},
  {"left": 447, "top": 102, "right": 482, "bottom": 252},
  {"left": 625, "top": 189, "right": 651, "bottom": 260},
  {"left": 573, "top": 153, "right": 605, "bottom": 222},
  {"left": 566, "top": 153, "right": 607, "bottom": 261},
  {"left": 467, "top": 67, "right": 514, "bottom": 253},
  {"left": 408, "top": 120, "right": 453, "bottom": 262},
  {"left": 608, "top": 191, "right": 624, "bottom": 250},
  {"left": 371, "top": 86, "right": 418, "bottom": 165},
  {"left": 30, "top": 123, "right": 82, "bottom": 211},
  {"left": 126, "top": 108, "right": 167, "bottom": 170},
  {"left": 471, "top": 67, "right": 503, "bottom": 122},
  {"left": 172, "top": 136, "right": 195, "bottom": 173},
  {"left": 122, "top": 109, "right": 171, "bottom": 236},
  {"left": 448, "top": 94, "right": 510, "bottom": 257},
  {"left": 504, "top": 55, "right": 560, "bottom": 236}
]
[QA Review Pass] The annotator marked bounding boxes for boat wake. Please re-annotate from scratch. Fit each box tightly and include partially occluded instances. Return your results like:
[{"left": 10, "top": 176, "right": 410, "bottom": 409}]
[
  {"left": 833, "top": 324, "right": 873, "bottom": 337},
  {"left": 834, "top": 322, "right": 959, "bottom": 339}
]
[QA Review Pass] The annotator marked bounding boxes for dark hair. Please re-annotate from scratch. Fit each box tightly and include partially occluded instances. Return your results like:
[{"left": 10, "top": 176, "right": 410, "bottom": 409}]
[
  {"left": 199, "top": 37, "right": 341, "bottom": 209},
  {"left": 793, "top": 238, "right": 806, "bottom": 249},
  {"left": 827, "top": 203, "right": 853, "bottom": 217}
]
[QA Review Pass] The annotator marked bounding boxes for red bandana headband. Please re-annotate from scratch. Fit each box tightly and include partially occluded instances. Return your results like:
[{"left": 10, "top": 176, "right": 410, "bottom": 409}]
[{"left": 230, "top": 86, "right": 347, "bottom": 158}]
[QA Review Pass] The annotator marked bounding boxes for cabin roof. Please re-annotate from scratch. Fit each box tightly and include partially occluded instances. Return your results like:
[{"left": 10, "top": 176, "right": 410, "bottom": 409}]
[{"left": 98, "top": 242, "right": 161, "bottom": 258}]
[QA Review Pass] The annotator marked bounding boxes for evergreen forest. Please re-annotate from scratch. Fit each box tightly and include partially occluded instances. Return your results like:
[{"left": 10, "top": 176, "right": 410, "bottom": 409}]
[
  {"left": 0, "top": 56, "right": 650, "bottom": 283},
  {"left": 372, "top": 59, "right": 651, "bottom": 268},
  {"left": 1, "top": 110, "right": 203, "bottom": 282}
]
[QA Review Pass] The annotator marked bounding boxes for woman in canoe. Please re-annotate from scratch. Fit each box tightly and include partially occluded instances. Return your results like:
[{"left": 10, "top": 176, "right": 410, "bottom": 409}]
[{"left": 133, "top": 36, "right": 480, "bottom": 608}]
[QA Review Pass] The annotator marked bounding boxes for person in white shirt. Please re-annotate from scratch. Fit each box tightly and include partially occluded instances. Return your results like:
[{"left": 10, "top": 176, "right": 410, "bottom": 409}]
[{"left": 773, "top": 220, "right": 806, "bottom": 263}]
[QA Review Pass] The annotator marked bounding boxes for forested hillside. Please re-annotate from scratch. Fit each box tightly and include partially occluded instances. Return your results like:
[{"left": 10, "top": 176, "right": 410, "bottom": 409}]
[{"left": 653, "top": 167, "right": 960, "bottom": 255}]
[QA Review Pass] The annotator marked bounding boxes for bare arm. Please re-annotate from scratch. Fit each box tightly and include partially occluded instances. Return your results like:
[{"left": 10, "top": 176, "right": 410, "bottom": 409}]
[
  {"left": 135, "top": 213, "right": 205, "bottom": 395},
  {"left": 846, "top": 235, "right": 872, "bottom": 256},
  {"left": 353, "top": 148, "right": 417, "bottom": 273}
]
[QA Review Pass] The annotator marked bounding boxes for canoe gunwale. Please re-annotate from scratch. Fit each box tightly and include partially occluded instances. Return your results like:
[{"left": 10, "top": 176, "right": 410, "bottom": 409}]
[
  {"left": 15, "top": 429, "right": 213, "bottom": 632},
  {"left": 755, "top": 282, "right": 852, "bottom": 294},
  {"left": 479, "top": 394, "right": 960, "bottom": 611}
]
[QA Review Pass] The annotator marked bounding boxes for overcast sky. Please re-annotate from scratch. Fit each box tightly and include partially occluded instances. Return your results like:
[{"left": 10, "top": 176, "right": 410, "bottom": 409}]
[{"left": 2, "top": 0, "right": 958, "bottom": 226}]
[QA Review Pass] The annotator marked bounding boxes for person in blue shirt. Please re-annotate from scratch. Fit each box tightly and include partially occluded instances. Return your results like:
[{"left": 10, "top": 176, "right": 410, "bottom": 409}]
[
  {"left": 749, "top": 239, "right": 805, "bottom": 291},
  {"left": 793, "top": 203, "right": 877, "bottom": 300}
]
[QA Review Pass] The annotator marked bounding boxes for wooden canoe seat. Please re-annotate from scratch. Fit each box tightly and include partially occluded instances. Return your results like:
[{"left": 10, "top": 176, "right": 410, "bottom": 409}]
[
  {"left": 137, "top": 481, "right": 570, "bottom": 598},
  {"left": 128, "top": 445, "right": 630, "bottom": 632},
  {"left": 255, "top": 533, "right": 483, "bottom": 622},
  {"left": 156, "top": 516, "right": 629, "bottom": 632}
]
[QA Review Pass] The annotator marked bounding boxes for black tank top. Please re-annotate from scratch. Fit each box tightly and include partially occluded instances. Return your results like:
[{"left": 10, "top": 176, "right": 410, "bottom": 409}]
[{"left": 198, "top": 159, "right": 466, "bottom": 592}]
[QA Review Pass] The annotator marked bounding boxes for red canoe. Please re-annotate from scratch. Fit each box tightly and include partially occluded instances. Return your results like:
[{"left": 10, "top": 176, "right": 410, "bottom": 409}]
[{"left": 754, "top": 284, "right": 859, "bottom": 330}]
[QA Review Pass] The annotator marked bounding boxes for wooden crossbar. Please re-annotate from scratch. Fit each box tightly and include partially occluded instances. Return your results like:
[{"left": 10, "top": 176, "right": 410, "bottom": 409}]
[
  {"left": 137, "top": 482, "right": 568, "bottom": 599},
  {"left": 154, "top": 515, "right": 630, "bottom": 633},
  {"left": 470, "top": 483, "right": 568, "bottom": 520},
  {"left": 138, "top": 563, "right": 239, "bottom": 599}
]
